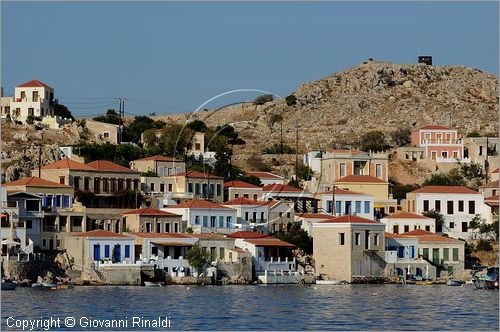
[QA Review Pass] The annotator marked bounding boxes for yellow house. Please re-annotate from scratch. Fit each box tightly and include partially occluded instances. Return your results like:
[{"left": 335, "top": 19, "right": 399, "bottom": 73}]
[{"left": 335, "top": 175, "right": 397, "bottom": 217}]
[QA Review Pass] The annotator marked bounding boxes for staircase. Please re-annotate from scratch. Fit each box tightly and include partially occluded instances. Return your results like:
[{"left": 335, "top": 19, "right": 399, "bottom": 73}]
[{"left": 364, "top": 250, "right": 387, "bottom": 269}]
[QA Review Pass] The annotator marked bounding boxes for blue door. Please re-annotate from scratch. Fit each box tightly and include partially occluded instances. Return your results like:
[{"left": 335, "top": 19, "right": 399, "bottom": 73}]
[
  {"left": 416, "top": 268, "right": 422, "bottom": 277},
  {"left": 93, "top": 244, "right": 100, "bottom": 260},
  {"left": 409, "top": 246, "right": 415, "bottom": 258},
  {"left": 113, "top": 244, "right": 121, "bottom": 262},
  {"left": 397, "top": 246, "right": 405, "bottom": 258}
]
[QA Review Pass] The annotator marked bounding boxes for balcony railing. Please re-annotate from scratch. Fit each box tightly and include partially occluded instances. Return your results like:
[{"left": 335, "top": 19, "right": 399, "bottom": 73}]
[
  {"left": 71, "top": 226, "right": 82, "bottom": 232},
  {"left": 420, "top": 139, "right": 459, "bottom": 145},
  {"left": 248, "top": 219, "right": 268, "bottom": 225},
  {"left": 435, "top": 157, "right": 471, "bottom": 163},
  {"left": 43, "top": 225, "right": 57, "bottom": 232}
]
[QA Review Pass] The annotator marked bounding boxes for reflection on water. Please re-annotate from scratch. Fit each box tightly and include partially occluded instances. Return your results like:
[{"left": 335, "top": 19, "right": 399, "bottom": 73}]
[{"left": 1, "top": 284, "right": 498, "bottom": 330}]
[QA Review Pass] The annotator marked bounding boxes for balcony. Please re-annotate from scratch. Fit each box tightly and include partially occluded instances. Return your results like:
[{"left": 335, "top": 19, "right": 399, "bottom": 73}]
[
  {"left": 435, "top": 157, "right": 471, "bottom": 164},
  {"left": 248, "top": 219, "right": 268, "bottom": 226},
  {"left": 42, "top": 225, "right": 57, "bottom": 232},
  {"left": 420, "top": 139, "right": 460, "bottom": 145},
  {"left": 71, "top": 226, "right": 82, "bottom": 232}
]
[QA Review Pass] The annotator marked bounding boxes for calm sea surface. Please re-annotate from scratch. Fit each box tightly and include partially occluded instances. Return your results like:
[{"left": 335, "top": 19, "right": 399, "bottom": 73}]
[{"left": 1, "top": 284, "right": 498, "bottom": 331}]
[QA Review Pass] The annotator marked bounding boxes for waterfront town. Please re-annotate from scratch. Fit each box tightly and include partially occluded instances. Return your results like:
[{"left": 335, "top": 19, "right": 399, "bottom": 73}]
[{"left": 0, "top": 72, "right": 498, "bottom": 288}]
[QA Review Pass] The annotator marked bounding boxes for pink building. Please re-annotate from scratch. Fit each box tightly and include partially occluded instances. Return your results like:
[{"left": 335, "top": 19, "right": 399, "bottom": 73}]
[{"left": 411, "top": 125, "right": 464, "bottom": 162}]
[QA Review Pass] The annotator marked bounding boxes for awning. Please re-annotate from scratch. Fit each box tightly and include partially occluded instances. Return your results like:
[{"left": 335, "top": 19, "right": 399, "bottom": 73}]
[
  {"left": 374, "top": 205, "right": 385, "bottom": 209},
  {"left": 152, "top": 241, "right": 194, "bottom": 247},
  {"left": 0, "top": 213, "right": 8, "bottom": 218}
]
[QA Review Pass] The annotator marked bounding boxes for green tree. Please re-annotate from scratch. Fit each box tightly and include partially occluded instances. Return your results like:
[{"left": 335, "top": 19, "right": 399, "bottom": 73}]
[
  {"left": 186, "top": 244, "right": 210, "bottom": 275},
  {"left": 285, "top": 94, "right": 297, "bottom": 106},
  {"left": 122, "top": 116, "right": 165, "bottom": 144},
  {"left": 26, "top": 115, "right": 35, "bottom": 125},
  {"left": 296, "top": 165, "right": 313, "bottom": 181},
  {"left": 274, "top": 226, "right": 312, "bottom": 254},
  {"left": 466, "top": 130, "right": 481, "bottom": 138},
  {"left": 390, "top": 128, "right": 412, "bottom": 147},
  {"left": 423, "top": 210, "right": 445, "bottom": 233},
  {"left": 287, "top": 178, "right": 301, "bottom": 189},
  {"left": 460, "top": 162, "right": 484, "bottom": 181},
  {"left": 475, "top": 239, "right": 493, "bottom": 251},
  {"left": 268, "top": 114, "right": 283, "bottom": 129},
  {"left": 423, "top": 169, "right": 466, "bottom": 187},
  {"left": 53, "top": 104, "right": 74, "bottom": 120},
  {"left": 254, "top": 94, "right": 273, "bottom": 105},
  {"left": 93, "top": 109, "right": 121, "bottom": 125},
  {"left": 391, "top": 181, "right": 420, "bottom": 200},
  {"left": 263, "top": 143, "right": 296, "bottom": 154},
  {"left": 238, "top": 175, "right": 262, "bottom": 187},
  {"left": 359, "top": 130, "right": 390, "bottom": 152},
  {"left": 186, "top": 119, "right": 208, "bottom": 133}
]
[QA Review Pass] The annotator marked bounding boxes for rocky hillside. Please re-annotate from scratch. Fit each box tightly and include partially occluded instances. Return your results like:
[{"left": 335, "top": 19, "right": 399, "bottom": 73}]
[{"left": 154, "top": 61, "right": 498, "bottom": 171}]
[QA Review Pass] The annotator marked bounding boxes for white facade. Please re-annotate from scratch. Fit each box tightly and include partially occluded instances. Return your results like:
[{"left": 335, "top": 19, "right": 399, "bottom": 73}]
[
  {"left": 248, "top": 172, "right": 285, "bottom": 185},
  {"left": 88, "top": 237, "right": 135, "bottom": 264},
  {"left": 223, "top": 203, "right": 269, "bottom": 229},
  {"left": 413, "top": 192, "right": 485, "bottom": 239},
  {"left": 380, "top": 214, "right": 436, "bottom": 234},
  {"left": 316, "top": 192, "right": 374, "bottom": 220},
  {"left": 234, "top": 238, "right": 296, "bottom": 273},
  {"left": 10, "top": 81, "right": 54, "bottom": 123},
  {"left": 162, "top": 206, "right": 238, "bottom": 234},
  {"left": 303, "top": 151, "right": 323, "bottom": 174}
]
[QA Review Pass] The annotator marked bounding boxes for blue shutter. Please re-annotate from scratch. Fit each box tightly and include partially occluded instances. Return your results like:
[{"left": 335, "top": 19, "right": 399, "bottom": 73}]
[
  {"left": 93, "top": 244, "right": 101, "bottom": 260},
  {"left": 125, "top": 245, "right": 130, "bottom": 258},
  {"left": 104, "top": 245, "right": 110, "bottom": 258}
]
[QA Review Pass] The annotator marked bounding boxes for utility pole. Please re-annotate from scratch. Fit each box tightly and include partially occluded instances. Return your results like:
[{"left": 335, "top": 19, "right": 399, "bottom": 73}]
[
  {"left": 118, "top": 97, "right": 125, "bottom": 144},
  {"left": 280, "top": 121, "right": 283, "bottom": 155},
  {"left": 485, "top": 136, "right": 489, "bottom": 183},
  {"left": 295, "top": 122, "right": 299, "bottom": 181},
  {"left": 38, "top": 144, "right": 42, "bottom": 178}
]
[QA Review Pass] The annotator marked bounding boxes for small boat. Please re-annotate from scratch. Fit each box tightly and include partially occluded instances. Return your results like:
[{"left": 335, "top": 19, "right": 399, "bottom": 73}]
[
  {"left": 1, "top": 280, "right": 18, "bottom": 290},
  {"left": 144, "top": 281, "right": 163, "bottom": 287},
  {"left": 446, "top": 280, "right": 465, "bottom": 286},
  {"left": 472, "top": 266, "right": 499, "bottom": 290},
  {"left": 415, "top": 281, "right": 433, "bottom": 285},
  {"left": 316, "top": 280, "right": 348, "bottom": 285}
]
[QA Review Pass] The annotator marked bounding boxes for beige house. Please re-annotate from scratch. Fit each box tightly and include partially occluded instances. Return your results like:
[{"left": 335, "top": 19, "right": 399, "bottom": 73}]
[
  {"left": 313, "top": 215, "right": 386, "bottom": 282},
  {"left": 8, "top": 79, "right": 55, "bottom": 123},
  {"left": 129, "top": 155, "right": 185, "bottom": 177},
  {"left": 305, "top": 149, "right": 389, "bottom": 193},
  {"left": 335, "top": 175, "right": 397, "bottom": 216},
  {"left": 194, "top": 233, "right": 237, "bottom": 263},
  {"left": 35, "top": 158, "right": 141, "bottom": 209},
  {"left": 223, "top": 180, "right": 263, "bottom": 202},
  {"left": 122, "top": 207, "right": 185, "bottom": 234},
  {"left": 85, "top": 119, "right": 121, "bottom": 144},
  {"left": 165, "top": 170, "right": 224, "bottom": 203},
  {"left": 64, "top": 230, "right": 135, "bottom": 268},
  {"left": 264, "top": 200, "right": 295, "bottom": 233}
]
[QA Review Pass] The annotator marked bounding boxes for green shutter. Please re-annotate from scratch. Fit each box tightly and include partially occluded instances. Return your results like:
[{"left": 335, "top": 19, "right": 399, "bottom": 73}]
[
  {"left": 443, "top": 248, "right": 449, "bottom": 261},
  {"left": 452, "top": 248, "right": 459, "bottom": 261}
]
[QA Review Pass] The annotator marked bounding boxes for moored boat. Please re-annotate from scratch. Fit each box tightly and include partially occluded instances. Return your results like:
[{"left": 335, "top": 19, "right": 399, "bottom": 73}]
[
  {"left": 144, "top": 281, "right": 164, "bottom": 287},
  {"left": 472, "top": 266, "right": 499, "bottom": 290},
  {"left": 446, "top": 280, "right": 465, "bottom": 286},
  {"left": 316, "top": 280, "right": 348, "bottom": 285},
  {"left": 1, "top": 280, "right": 18, "bottom": 290}
]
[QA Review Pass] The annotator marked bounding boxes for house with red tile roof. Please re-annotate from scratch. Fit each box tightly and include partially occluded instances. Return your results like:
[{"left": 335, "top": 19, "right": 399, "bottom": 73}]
[
  {"left": 6, "top": 79, "right": 55, "bottom": 124},
  {"left": 122, "top": 207, "right": 184, "bottom": 234},
  {"left": 406, "top": 186, "right": 485, "bottom": 239},
  {"left": 411, "top": 124, "right": 465, "bottom": 162},
  {"left": 129, "top": 155, "right": 185, "bottom": 177},
  {"left": 334, "top": 174, "right": 397, "bottom": 218},
  {"left": 64, "top": 229, "right": 136, "bottom": 269},
  {"left": 223, "top": 180, "right": 263, "bottom": 202},
  {"left": 314, "top": 188, "right": 374, "bottom": 220},
  {"left": 294, "top": 212, "right": 336, "bottom": 234},
  {"left": 380, "top": 212, "right": 436, "bottom": 234},
  {"left": 385, "top": 229, "right": 465, "bottom": 278},
  {"left": 33, "top": 158, "right": 141, "bottom": 209},
  {"left": 223, "top": 197, "right": 270, "bottom": 231},
  {"left": 312, "top": 215, "right": 386, "bottom": 283},
  {"left": 162, "top": 199, "right": 237, "bottom": 234},
  {"left": 246, "top": 171, "right": 284, "bottom": 185},
  {"left": 84, "top": 119, "right": 121, "bottom": 144}
]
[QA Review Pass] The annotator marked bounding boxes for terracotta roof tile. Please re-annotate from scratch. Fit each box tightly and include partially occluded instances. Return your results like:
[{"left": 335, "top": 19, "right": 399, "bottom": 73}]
[
  {"left": 410, "top": 186, "right": 479, "bottom": 194},
  {"left": 485, "top": 195, "right": 499, "bottom": 207},
  {"left": 17, "top": 79, "right": 52, "bottom": 88},
  {"left": 223, "top": 197, "right": 268, "bottom": 206},
  {"left": 3, "top": 177, "right": 72, "bottom": 188},
  {"left": 42, "top": 158, "right": 94, "bottom": 171},
  {"left": 493, "top": 168, "right": 499, "bottom": 174},
  {"left": 316, "top": 188, "right": 368, "bottom": 196},
  {"left": 336, "top": 175, "right": 386, "bottom": 183},
  {"left": 319, "top": 215, "right": 381, "bottom": 224},
  {"left": 227, "top": 231, "right": 270, "bottom": 239},
  {"left": 122, "top": 207, "right": 181, "bottom": 216},
  {"left": 194, "top": 233, "right": 228, "bottom": 239},
  {"left": 167, "top": 170, "right": 222, "bottom": 179},
  {"left": 247, "top": 171, "right": 283, "bottom": 179},
  {"left": 132, "top": 155, "right": 183, "bottom": 162},
  {"left": 243, "top": 238, "right": 296, "bottom": 247},
  {"left": 129, "top": 232, "right": 194, "bottom": 238},
  {"left": 414, "top": 125, "right": 454, "bottom": 131},
  {"left": 262, "top": 184, "right": 303, "bottom": 193},
  {"left": 73, "top": 230, "right": 131, "bottom": 238},
  {"left": 223, "top": 180, "right": 260, "bottom": 189},
  {"left": 86, "top": 160, "right": 138, "bottom": 173},
  {"left": 296, "top": 213, "right": 336, "bottom": 219},
  {"left": 397, "top": 229, "right": 462, "bottom": 243},
  {"left": 480, "top": 180, "right": 499, "bottom": 189},
  {"left": 383, "top": 212, "right": 433, "bottom": 220},
  {"left": 166, "top": 199, "right": 233, "bottom": 210}
]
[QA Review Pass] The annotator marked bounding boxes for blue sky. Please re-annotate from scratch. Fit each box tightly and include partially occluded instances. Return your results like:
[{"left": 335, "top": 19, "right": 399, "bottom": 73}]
[{"left": 1, "top": 2, "right": 498, "bottom": 117}]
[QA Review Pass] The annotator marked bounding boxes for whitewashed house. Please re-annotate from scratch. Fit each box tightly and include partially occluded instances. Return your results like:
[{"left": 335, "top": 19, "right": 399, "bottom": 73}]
[
  {"left": 314, "top": 188, "right": 374, "bottom": 220},
  {"left": 247, "top": 172, "right": 284, "bottom": 185},
  {"left": 380, "top": 212, "right": 436, "bottom": 234},
  {"left": 162, "top": 199, "right": 237, "bottom": 234},
  {"left": 295, "top": 213, "right": 335, "bottom": 235},
  {"left": 223, "top": 197, "right": 269, "bottom": 231},
  {"left": 406, "top": 186, "right": 485, "bottom": 239},
  {"left": 9, "top": 80, "right": 55, "bottom": 123}
]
